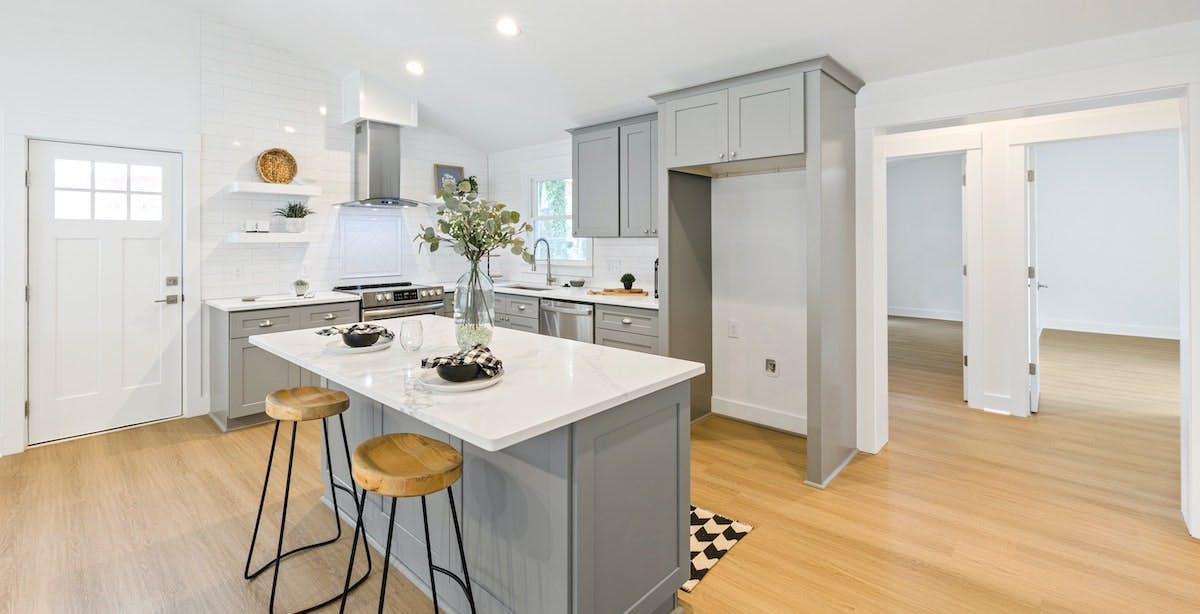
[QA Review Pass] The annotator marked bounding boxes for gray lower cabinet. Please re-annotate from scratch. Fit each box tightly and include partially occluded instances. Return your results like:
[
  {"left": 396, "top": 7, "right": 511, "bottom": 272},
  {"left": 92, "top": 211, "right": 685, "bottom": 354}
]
[
  {"left": 208, "top": 301, "right": 359, "bottom": 431},
  {"left": 495, "top": 292, "right": 541, "bottom": 332},
  {"left": 595, "top": 304, "right": 660, "bottom": 355}
]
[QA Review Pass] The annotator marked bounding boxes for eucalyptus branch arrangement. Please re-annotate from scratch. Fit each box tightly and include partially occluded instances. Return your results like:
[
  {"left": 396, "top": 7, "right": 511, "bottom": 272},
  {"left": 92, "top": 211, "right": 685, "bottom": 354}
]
[{"left": 414, "top": 176, "right": 535, "bottom": 264}]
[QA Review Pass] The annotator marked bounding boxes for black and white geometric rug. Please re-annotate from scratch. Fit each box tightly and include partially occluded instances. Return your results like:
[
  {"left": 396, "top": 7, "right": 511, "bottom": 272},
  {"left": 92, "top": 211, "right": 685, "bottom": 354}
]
[{"left": 683, "top": 505, "right": 753, "bottom": 592}]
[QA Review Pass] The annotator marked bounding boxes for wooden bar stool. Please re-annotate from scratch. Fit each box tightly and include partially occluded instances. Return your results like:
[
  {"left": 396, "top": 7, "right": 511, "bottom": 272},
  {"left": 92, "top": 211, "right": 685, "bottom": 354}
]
[
  {"left": 245, "top": 386, "right": 372, "bottom": 613},
  {"left": 338, "top": 433, "right": 477, "bottom": 614}
]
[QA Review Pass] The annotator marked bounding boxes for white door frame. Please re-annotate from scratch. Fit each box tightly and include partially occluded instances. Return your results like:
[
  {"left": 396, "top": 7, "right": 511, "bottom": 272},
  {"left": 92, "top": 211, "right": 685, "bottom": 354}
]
[
  {"left": 0, "top": 112, "right": 202, "bottom": 455},
  {"left": 859, "top": 94, "right": 1193, "bottom": 530}
]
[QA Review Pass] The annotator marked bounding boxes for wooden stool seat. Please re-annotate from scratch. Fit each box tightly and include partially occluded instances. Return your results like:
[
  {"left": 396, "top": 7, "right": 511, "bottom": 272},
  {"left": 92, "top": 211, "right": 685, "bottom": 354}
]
[
  {"left": 351, "top": 433, "right": 463, "bottom": 498},
  {"left": 265, "top": 386, "right": 350, "bottom": 422}
]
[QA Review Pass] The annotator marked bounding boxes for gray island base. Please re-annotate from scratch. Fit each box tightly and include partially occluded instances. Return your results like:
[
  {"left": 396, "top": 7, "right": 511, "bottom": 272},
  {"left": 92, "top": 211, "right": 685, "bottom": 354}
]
[{"left": 248, "top": 316, "right": 703, "bottom": 614}]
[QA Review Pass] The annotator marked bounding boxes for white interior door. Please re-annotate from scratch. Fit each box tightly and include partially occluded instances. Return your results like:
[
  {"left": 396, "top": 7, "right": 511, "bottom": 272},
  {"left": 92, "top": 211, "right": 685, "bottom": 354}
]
[
  {"left": 27, "top": 140, "right": 183, "bottom": 444},
  {"left": 1026, "top": 146, "right": 1041, "bottom": 414},
  {"left": 962, "top": 149, "right": 984, "bottom": 408}
]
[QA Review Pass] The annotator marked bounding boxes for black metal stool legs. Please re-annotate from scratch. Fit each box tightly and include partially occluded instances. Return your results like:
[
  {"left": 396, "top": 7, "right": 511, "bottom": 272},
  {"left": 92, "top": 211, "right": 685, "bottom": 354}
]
[
  {"left": 419, "top": 496, "right": 439, "bottom": 611},
  {"left": 446, "top": 488, "right": 478, "bottom": 614},
  {"left": 245, "top": 416, "right": 372, "bottom": 613}
]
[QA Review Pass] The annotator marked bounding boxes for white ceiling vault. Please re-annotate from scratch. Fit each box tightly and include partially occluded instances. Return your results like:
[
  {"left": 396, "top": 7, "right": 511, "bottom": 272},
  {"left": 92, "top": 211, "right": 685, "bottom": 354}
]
[{"left": 199, "top": 0, "right": 1200, "bottom": 152}]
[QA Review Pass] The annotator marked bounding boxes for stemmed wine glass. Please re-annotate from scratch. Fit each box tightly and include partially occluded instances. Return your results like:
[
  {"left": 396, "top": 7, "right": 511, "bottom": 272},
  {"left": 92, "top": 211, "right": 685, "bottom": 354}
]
[{"left": 399, "top": 319, "right": 423, "bottom": 352}]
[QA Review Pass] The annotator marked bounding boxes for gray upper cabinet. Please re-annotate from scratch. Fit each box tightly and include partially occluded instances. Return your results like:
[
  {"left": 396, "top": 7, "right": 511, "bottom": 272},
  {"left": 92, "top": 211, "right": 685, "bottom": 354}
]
[
  {"left": 571, "top": 114, "right": 659, "bottom": 239},
  {"left": 662, "top": 90, "right": 728, "bottom": 168},
  {"left": 728, "top": 74, "right": 806, "bottom": 161},
  {"left": 619, "top": 119, "right": 658, "bottom": 237},
  {"left": 572, "top": 126, "right": 620, "bottom": 238}
]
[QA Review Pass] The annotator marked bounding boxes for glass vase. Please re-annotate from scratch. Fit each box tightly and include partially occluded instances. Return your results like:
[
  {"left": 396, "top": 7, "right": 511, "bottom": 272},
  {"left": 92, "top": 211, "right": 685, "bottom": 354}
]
[{"left": 454, "top": 261, "right": 495, "bottom": 350}]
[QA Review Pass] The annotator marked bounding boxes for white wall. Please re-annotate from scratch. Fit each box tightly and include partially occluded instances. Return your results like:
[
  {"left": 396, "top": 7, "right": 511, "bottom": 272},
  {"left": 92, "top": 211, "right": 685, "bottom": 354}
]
[
  {"left": 486, "top": 139, "right": 659, "bottom": 288},
  {"left": 1035, "top": 130, "right": 1181, "bottom": 339},
  {"left": 200, "top": 19, "right": 488, "bottom": 299},
  {"left": 711, "top": 171, "right": 808, "bottom": 434},
  {"left": 886, "top": 154, "right": 963, "bottom": 321}
]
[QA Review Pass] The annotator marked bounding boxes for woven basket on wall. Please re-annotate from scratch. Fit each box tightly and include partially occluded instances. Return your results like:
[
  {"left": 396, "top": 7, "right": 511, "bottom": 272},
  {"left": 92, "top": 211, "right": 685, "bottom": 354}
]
[{"left": 256, "top": 148, "right": 298, "bottom": 184}]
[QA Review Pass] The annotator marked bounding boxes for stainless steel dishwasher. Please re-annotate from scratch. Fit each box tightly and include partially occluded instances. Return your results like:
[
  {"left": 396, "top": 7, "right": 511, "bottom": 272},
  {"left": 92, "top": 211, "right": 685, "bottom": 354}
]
[{"left": 539, "top": 299, "right": 594, "bottom": 343}]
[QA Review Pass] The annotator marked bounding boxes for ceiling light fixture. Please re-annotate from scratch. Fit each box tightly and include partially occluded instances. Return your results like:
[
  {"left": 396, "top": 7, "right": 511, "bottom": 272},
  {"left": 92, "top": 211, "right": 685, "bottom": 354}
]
[
  {"left": 405, "top": 60, "right": 425, "bottom": 75},
  {"left": 318, "top": 105, "right": 327, "bottom": 116},
  {"left": 496, "top": 17, "right": 521, "bottom": 37}
]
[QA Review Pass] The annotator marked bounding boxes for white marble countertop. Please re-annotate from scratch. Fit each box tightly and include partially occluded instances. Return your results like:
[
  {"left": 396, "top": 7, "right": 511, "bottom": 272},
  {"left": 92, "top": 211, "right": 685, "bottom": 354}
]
[
  {"left": 205, "top": 291, "right": 361, "bottom": 312},
  {"left": 429, "top": 281, "right": 659, "bottom": 310},
  {"left": 249, "top": 315, "right": 702, "bottom": 451}
]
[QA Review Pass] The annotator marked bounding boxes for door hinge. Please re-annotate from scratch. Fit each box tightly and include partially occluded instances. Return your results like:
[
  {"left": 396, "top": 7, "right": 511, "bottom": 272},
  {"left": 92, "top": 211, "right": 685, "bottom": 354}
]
[
  {"left": 1029, "top": 363, "right": 1038, "bottom": 376},
  {"left": 963, "top": 355, "right": 968, "bottom": 367},
  {"left": 25, "top": 285, "right": 29, "bottom": 302},
  {"left": 24, "top": 400, "right": 29, "bottom": 417},
  {"left": 962, "top": 174, "right": 967, "bottom": 186},
  {"left": 1027, "top": 169, "right": 1035, "bottom": 182},
  {"left": 962, "top": 264, "right": 967, "bottom": 276},
  {"left": 1028, "top": 266, "right": 1036, "bottom": 279},
  {"left": 25, "top": 170, "right": 30, "bottom": 188}
]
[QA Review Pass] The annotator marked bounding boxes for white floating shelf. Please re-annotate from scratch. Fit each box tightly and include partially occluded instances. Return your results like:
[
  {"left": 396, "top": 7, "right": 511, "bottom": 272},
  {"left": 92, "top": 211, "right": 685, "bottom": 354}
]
[
  {"left": 225, "top": 232, "right": 312, "bottom": 244},
  {"left": 224, "top": 181, "right": 322, "bottom": 197}
]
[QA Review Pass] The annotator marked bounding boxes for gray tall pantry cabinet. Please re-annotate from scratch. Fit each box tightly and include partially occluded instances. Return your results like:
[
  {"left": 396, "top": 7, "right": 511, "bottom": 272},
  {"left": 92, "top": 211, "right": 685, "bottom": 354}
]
[
  {"left": 652, "top": 56, "right": 863, "bottom": 489},
  {"left": 569, "top": 113, "right": 658, "bottom": 238}
]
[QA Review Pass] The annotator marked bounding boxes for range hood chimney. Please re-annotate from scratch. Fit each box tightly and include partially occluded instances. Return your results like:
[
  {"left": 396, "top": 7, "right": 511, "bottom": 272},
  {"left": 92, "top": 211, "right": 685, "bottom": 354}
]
[{"left": 341, "top": 120, "right": 427, "bottom": 208}]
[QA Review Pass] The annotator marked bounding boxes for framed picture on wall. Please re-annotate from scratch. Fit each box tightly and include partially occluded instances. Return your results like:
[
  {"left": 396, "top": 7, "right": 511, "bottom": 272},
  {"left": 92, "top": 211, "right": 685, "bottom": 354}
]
[{"left": 434, "top": 164, "right": 465, "bottom": 191}]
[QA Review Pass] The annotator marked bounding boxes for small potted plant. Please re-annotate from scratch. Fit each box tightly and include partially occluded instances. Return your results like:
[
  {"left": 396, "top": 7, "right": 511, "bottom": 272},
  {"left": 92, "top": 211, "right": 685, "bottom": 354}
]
[
  {"left": 274, "top": 201, "right": 315, "bottom": 233},
  {"left": 620, "top": 273, "right": 636, "bottom": 291},
  {"left": 292, "top": 279, "right": 310, "bottom": 297}
]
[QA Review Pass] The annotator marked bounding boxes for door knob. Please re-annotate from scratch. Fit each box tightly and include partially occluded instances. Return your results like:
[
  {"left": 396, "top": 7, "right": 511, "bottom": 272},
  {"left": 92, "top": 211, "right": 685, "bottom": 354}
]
[{"left": 154, "top": 294, "right": 179, "bottom": 304}]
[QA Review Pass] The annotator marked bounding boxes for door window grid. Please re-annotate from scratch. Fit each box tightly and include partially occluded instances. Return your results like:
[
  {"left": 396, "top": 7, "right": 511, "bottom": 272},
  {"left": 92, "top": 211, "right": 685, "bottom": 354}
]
[{"left": 52, "top": 159, "right": 163, "bottom": 221}]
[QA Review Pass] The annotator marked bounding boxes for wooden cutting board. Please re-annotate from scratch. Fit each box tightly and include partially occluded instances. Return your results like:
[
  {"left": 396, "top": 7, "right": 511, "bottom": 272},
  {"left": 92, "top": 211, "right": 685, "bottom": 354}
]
[{"left": 587, "top": 288, "right": 649, "bottom": 296}]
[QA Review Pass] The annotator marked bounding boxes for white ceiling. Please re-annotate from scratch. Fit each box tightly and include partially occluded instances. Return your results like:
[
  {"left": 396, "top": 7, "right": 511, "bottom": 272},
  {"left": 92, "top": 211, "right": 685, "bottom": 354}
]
[{"left": 201, "top": 0, "right": 1200, "bottom": 152}]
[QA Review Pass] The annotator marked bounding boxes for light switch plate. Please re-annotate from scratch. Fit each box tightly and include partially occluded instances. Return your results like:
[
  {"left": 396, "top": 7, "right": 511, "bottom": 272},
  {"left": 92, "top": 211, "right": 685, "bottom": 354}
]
[{"left": 728, "top": 320, "right": 740, "bottom": 338}]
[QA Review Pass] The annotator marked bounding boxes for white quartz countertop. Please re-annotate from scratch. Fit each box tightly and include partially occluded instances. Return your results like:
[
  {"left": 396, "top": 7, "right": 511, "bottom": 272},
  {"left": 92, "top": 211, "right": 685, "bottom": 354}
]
[
  {"left": 205, "top": 291, "right": 361, "bottom": 312},
  {"left": 249, "top": 315, "right": 702, "bottom": 451},
  {"left": 431, "top": 282, "right": 659, "bottom": 310}
]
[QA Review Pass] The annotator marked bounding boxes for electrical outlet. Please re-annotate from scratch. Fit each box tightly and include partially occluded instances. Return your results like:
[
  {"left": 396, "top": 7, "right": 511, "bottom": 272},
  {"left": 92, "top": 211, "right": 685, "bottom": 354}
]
[
  {"left": 728, "top": 320, "right": 740, "bottom": 338},
  {"left": 765, "top": 358, "right": 778, "bottom": 377}
]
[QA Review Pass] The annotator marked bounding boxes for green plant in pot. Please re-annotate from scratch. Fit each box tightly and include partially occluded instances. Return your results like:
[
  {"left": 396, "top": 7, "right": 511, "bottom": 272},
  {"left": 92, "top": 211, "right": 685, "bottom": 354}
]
[
  {"left": 416, "top": 175, "right": 534, "bottom": 349},
  {"left": 620, "top": 273, "right": 636, "bottom": 290},
  {"left": 273, "top": 201, "right": 314, "bottom": 233}
]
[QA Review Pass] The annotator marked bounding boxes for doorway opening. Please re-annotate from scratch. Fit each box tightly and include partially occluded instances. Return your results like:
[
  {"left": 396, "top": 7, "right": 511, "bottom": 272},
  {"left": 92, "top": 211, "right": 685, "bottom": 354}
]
[{"left": 886, "top": 153, "right": 968, "bottom": 409}]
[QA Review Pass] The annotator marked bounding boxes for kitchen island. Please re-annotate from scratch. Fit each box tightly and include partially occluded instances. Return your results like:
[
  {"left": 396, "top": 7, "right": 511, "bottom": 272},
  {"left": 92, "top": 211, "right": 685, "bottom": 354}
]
[{"left": 249, "top": 315, "right": 704, "bottom": 614}]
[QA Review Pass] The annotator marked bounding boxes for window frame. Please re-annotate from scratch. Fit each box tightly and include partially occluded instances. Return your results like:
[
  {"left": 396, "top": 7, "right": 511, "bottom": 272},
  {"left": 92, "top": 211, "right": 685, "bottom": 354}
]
[{"left": 528, "top": 173, "right": 592, "bottom": 269}]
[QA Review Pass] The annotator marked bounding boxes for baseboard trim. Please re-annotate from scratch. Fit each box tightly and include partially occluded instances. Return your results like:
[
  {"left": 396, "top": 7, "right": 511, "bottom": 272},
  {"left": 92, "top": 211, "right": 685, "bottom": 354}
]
[
  {"left": 1039, "top": 319, "right": 1179, "bottom": 340},
  {"left": 887, "top": 306, "right": 963, "bottom": 321},
  {"left": 803, "top": 449, "right": 857, "bottom": 490},
  {"left": 711, "top": 395, "right": 806, "bottom": 436}
]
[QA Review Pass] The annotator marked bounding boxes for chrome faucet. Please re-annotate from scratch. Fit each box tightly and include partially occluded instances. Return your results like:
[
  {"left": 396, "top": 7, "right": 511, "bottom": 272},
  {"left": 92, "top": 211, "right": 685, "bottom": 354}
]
[{"left": 532, "top": 238, "right": 555, "bottom": 286}]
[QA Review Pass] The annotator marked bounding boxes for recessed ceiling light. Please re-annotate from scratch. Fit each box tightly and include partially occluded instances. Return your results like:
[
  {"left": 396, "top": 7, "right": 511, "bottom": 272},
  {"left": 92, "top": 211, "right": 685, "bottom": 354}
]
[
  {"left": 283, "top": 125, "right": 296, "bottom": 133},
  {"left": 496, "top": 17, "right": 521, "bottom": 37},
  {"left": 318, "top": 105, "right": 327, "bottom": 116},
  {"left": 231, "top": 139, "right": 241, "bottom": 147},
  {"left": 405, "top": 60, "right": 425, "bottom": 75}
]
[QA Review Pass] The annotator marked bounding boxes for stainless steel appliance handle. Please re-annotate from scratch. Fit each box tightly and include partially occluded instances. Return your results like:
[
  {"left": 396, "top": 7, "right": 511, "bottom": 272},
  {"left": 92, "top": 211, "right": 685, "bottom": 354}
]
[
  {"left": 363, "top": 304, "right": 442, "bottom": 320},
  {"left": 541, "top": 304, "right": 593, "bottom": 316}
]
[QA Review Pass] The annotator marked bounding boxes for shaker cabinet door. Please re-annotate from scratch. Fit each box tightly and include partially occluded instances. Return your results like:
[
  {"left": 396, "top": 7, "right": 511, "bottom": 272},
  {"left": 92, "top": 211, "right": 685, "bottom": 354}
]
[
  {"left": 229, "top": 338, "right": 293, "bottom": 419},
  {"left": 662, "top": 90, "right": 728, "bottom": 168},
  {"left": 728, "top": 74, "right": 805, "bottom": 161},
  {"left": 572, "top": 127, "right": 620, "bottom": 238},
  {"left": 619, "top": 120, "right": 658, "bottom": 237}
]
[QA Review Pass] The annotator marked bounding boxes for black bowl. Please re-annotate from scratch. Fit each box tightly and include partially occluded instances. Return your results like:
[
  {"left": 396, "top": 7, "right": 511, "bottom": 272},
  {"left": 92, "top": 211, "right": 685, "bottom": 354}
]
[
  {"left": 437, "top": 363, "right": 481, "bottom": 382},
  {"left": 342, "top": 331, "right": 381, "bottom": 348}
]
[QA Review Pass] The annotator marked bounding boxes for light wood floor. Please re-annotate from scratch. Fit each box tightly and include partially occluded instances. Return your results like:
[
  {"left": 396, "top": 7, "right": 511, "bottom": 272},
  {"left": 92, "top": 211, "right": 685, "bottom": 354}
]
[{"left": 1, "top": 318, "right": 1196, "bottom": 613}]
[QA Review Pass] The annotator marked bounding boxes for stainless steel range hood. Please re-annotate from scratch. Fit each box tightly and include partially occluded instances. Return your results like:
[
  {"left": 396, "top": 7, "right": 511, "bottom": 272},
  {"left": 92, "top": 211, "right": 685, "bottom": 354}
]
[{"left": 340, "top": 120, "right": 428, "bottom": 208}]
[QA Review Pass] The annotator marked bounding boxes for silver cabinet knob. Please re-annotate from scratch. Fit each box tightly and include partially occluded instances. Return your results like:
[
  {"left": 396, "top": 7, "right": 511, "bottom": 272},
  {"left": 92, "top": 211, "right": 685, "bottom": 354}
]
[
  {"left": 621, "top": 318, "right": 633, "bottom": 325},
  {"left": 730, "top": 151, "right": 738, "bottom": 158},
  {"left": 323, "top": 313, "right": 336, "bottom": 320},
  {"left": 718, "top": 152, "right": 725, "bottom": 159},
  {"left": 259, "top": 320, "right": 273, "bottom": 328}
]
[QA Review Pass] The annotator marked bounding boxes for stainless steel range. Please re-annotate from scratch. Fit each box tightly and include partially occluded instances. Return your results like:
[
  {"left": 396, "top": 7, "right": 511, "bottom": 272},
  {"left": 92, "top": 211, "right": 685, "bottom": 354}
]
[{"left": 332, "top": 282, "right": 445, "bottom": 321}]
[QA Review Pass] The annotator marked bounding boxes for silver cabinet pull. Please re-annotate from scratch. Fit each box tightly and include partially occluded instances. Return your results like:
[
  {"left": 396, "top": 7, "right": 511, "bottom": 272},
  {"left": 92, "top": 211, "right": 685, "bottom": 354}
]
[
  {"left": 517, "top": 305, "right": 526, "bottom": 311},
  {"left": 323, "top": 313, "right": 337, "bottom": 320},
  {"left": 259, "top": 320, "right": 273, "bottom": 328},
  {"left": 621, "top": 318, "right": 633, "bottom": 325}
]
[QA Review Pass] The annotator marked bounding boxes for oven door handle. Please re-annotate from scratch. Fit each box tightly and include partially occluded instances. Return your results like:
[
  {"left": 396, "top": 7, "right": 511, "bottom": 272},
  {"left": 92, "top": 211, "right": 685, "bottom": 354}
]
[{"left": 363, "top": 304, "right": 442, "bottom": 319}]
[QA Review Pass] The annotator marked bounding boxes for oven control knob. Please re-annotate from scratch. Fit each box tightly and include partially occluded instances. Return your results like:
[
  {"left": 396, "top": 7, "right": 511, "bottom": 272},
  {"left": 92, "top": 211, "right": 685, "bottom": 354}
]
[
  {"left": 420, "top": 290, "right": 427, "bottom": 297},
  {"left": 375, "top": 293, "right": 385, "bottom": 301}
]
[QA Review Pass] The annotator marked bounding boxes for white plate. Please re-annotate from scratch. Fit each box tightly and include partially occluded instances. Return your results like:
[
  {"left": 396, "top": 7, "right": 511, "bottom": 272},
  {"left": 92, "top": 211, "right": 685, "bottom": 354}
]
[
  {"left": 417, "top": 369, "right": 503, "bottom": 392},
  {"left": 324, "top": 337, "right": 393, "bottom": 354}
]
